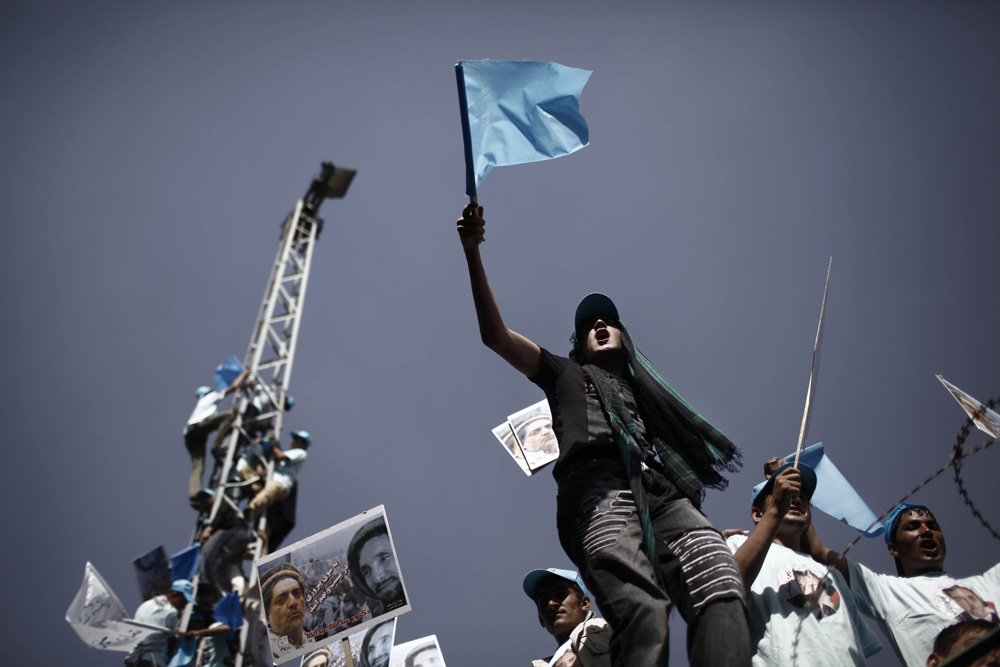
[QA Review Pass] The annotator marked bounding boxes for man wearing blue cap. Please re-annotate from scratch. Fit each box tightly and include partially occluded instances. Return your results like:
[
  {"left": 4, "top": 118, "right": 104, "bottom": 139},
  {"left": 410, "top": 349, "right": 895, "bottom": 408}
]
[
  {"left": 523, "top": 568, "right": 611, "bottom": 667},
  {"left": 123, "top": 580, "right": 193, "bottom": 667},
  {"left": 183, "top": 370, "right": 250, "bottom": 504},
  {"left": 458, "top": 206, "right": 749, "bottom": 666},
  {"left": 811, "top": 502, "right": 1000, "bottom": 666},
  {"left": 728, "top": 462, "right": 881, "bottom": 666}
]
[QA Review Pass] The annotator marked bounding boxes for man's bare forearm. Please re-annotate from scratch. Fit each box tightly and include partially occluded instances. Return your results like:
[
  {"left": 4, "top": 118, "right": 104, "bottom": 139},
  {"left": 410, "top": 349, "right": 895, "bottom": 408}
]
[
  {"left": 458, "top": 205, "right": 540, "bottom": 377},
  {"left": 805, "top": 526, "right": 849, "bottom": 583},
  {"left": 732, "top": 510, "right": 781, "bottom": 587}
]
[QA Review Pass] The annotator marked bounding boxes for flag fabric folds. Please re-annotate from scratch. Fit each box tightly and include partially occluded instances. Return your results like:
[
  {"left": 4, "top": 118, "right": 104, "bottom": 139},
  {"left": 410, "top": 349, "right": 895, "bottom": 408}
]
[
  {"left": 752, "top": 443, "right": 885, "bottom": 537},
  {"left": 215, "top": 591, "right": 243, "bottom": 639},
  {"left": 456, "top": 60, "right": 592, "bottom": 197},
  {"left": 170, "top": 544, "right": 201, "bottom": 582},
  {"left": 214, "top": 355, "right": 245, "bottom": 392},
  {"left": 66, "top": 562, "right": 160, "bottom": 652},
  {"left": 937, "top": 375, "right": 1000, "bottom": 440}
]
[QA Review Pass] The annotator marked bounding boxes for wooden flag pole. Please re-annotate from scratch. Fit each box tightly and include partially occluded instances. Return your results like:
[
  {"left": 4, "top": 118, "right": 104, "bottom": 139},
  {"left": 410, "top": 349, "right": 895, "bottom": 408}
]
[
  {"left": 343, "top": 637, "right": 355, "bottom": 667},
  {"left": 793, "top": 257, "right": 833, "bottom": 469}
]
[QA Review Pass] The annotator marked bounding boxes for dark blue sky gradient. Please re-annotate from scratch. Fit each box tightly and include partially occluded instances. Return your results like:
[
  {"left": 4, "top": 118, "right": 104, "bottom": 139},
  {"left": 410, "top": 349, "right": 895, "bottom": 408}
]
[{"left": 1, "top": 2, "right": 997, "bottom": 665}]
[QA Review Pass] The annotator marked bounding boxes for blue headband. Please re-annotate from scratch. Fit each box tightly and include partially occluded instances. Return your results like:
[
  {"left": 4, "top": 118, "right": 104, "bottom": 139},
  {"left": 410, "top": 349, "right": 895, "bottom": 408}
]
[{"left": 884, "top": 502, "right": 929, "bottom": 544}]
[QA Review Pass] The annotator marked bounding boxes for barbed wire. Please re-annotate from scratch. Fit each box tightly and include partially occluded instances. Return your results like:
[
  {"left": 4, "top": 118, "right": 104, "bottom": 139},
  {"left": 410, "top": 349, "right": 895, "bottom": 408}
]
[
  {"left": 789, "top": 397, "right": 999, "bottom": 667},
  {"left": 952, "top": 398, "right": 999, "bottom": 542}
]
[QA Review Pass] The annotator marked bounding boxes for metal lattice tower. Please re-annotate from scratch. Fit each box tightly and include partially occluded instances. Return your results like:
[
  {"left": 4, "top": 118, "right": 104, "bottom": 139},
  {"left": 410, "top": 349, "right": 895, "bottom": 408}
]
[{"left": 195, "top": 163, "right": 355, "bottom": 667}]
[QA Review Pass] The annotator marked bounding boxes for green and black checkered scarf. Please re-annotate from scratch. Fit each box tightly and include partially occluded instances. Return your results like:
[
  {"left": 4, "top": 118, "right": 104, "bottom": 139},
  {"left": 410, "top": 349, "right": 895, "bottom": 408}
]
[{"left": 581, "top": 322, "right": 742, "bottom": 577}]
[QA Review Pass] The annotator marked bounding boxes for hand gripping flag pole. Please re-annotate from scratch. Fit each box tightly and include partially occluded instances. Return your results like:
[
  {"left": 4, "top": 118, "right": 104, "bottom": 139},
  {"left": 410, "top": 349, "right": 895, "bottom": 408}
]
[
  {"left": 793, "top": 258, "right": 833, "bottom": 469},
  {"left": 455, "top": 60, "right": 592, "bottom": 204}
]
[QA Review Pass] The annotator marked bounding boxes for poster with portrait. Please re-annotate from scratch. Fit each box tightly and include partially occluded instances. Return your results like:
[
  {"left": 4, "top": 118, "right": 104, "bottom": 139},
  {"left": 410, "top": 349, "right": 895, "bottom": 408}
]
[
  {"left": 937, "top": 375, "right": 1000, "bottom": 440},
  {"left": 492, "top": 421, "right": 531, "bottom": 475},
  {"left": 389, "top": 634, "right": 446, "bottom": 667},
  {"left": 508, "top": 399, "right": 559, "bottom": 474},
  {"left": 256, "top": 505, "right": 411, "bottom": 665},
  {"left": 131, "top": 545, "right": 171, "bottom": 601},
  {"left": 298, "top": 619, "right": 395, "bottom": 667}
]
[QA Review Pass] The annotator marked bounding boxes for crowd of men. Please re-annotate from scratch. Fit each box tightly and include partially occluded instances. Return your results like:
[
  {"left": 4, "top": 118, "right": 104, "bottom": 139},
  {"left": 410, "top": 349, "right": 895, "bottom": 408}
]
[
  {"left": 123, "top": 369, "right": 315, "bottom": 667},
  {"left": 115, "top": 195, "right": 998, "bottom": 667},
  {"left": 457, "top": 203, "right": 999, "bottom": 667}
]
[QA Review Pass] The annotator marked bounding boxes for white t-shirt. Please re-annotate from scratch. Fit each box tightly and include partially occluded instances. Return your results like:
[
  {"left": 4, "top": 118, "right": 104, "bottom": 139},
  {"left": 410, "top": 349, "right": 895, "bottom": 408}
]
[
  {"left": 185, "top": 390, "right": 224, "bottom": 433},
  {"left": 848, "top": 560, "right": 1000, "bottom": 667},
  {"left": 727, "top": 535, "right": 882, "bottom": 667},
  {"left": 271, "top": 448, "right": 307, "bottom": 491}
]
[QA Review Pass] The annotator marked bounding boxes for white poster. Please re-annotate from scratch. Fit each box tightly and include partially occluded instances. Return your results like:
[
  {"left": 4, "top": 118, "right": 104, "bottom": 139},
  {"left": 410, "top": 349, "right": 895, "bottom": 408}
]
[
  {"left": 256, "top": 505, "right": 410, "bottom": 665},
  {"left": 389, "top": 634, "right": 446, "bottom": 667},
  {"left": 493, "top": 399, "right": 559, "bottom": 475}
]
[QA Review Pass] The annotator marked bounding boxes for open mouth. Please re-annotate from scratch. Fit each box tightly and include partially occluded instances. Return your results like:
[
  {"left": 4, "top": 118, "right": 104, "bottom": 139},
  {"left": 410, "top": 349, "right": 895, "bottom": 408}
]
[{"left": 919, "top": 538, "right": 940, "bottom": 555}]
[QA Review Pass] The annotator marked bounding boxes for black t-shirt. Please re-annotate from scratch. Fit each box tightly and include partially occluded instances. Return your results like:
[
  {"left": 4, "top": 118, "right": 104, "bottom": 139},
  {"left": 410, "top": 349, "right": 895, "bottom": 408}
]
[{"left": 529, "top": 348, "right": 650, "bottom": 480}]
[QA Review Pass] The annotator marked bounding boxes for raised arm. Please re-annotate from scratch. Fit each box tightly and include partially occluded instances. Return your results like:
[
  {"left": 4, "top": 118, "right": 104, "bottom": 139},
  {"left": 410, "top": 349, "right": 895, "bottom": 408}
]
[
  {"left": 223, "top": 369, "right": 251, "bottom": 396},
  {"left": 457, "top": 204, "right": 541, "bottom": 377},
  {"left": 805, "top": 525, "right": 850, "bottom": 583},
  {"left": 731, "top": 468, "right": 802, "bottom": 587}
]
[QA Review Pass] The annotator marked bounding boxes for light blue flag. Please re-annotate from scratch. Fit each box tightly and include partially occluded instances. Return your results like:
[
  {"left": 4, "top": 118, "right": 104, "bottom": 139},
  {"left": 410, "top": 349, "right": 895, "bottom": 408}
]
[
  {"left": 751, "top": 443, "right": 884, "bottom": 537},
  {"left": 214, "top": 356, "right": 244, "bottom": 393},
  {"left": 456, "top": 60, "right": 592, "bottom": 197},
  {"left": 169, "top": 544, "right": 201, "bottom": 583}
]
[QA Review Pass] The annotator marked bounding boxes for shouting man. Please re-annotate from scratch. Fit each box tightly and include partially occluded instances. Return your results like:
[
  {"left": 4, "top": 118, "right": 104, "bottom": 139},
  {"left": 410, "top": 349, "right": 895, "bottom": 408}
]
[{"left": 457, "top": 204, "right": 749, "bottom": 666}]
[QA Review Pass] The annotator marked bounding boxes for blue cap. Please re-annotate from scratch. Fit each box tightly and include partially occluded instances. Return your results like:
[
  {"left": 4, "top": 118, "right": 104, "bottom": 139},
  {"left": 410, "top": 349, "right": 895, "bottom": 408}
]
[
  {"left": 284, "top": 395, "right": 295, "bottom": 410},
  {"left": 171, "top": 579, "right": 196, "bottom": 605},
  {"left": 522, "top": 568, "right": 588, "bottom": 600},
  {"left": 290, "top": 430, "right": 311, "bottom": 447},
  {"left": 751, "top": 462, "right": 817, "bottom": 508},
  {"left": 196, "top": 386, "right": 212, "bottom": 399},
  {"left": 194, "top": 488, "right": 214, "bottom": 499},
  {"left": 574, "top": 293, "right": 619, "bottom": 333},
  {"left": 884, "top": 502, "right": 929, "bottom": 544}
]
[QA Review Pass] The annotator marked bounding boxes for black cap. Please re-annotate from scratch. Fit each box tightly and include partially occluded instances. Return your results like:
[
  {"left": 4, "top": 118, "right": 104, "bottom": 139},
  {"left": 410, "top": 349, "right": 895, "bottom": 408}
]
[
  {"left": 574, "top": 293, "right": 619, "bottom": 333},
  {"left": 752, "top": 462, "right": 817, "bottom": 508}
]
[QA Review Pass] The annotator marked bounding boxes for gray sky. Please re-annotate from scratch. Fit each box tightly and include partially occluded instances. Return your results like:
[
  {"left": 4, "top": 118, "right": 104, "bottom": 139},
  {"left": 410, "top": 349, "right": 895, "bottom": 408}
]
[{"left": 2, "top": 1, "right": 998, "bottom": 665}]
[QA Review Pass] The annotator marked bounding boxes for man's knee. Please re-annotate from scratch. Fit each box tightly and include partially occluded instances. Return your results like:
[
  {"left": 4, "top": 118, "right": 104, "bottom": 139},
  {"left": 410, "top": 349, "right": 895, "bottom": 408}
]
[{"left": 666, "top": 528, "right": 746, "bottom": 614}]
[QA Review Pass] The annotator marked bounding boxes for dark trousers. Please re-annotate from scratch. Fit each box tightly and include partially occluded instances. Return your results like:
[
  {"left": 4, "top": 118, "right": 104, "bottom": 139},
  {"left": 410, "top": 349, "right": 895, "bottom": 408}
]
[
  {"left": 557, "top": 460, "right": 751, "bottom": 667},
  {"left": 184, "top": 411, "right": 236, "bottom": 499}
]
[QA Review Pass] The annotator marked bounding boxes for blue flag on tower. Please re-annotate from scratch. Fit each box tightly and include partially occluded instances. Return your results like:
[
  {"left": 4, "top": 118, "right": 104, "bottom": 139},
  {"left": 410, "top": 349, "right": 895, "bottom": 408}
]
[
  {"left": 752, "top": 443, "right": 884, "bottom": 537},
  {"left": 214, "top": 356, "right": 244, "bottom": 393},
  {"left": 456, "top": 60, "right": 592, "bottom": 197},
  {"left": 214, "top": 591, "right": 243, "bottom": 639},
  {"left": 169, "top": 544, "right": 201, "bottom": 582}
]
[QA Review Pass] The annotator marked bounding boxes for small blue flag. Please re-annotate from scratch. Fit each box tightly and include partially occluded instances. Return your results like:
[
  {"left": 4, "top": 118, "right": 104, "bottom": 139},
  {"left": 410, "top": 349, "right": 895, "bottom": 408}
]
[
  {"left": 214, "top": 356, "right": 244, "bottom": 393},
  {"left": 752, "top": 443, "right": 884, "bottom": 537},
  {"left": 169, "top": 544, "right": 201, "bottom": 583},
  {"left": 214, "top": 591, "right": 243, "bottom": 639},
  {"left": 456, "top": 60, "right": 592, "bottom": 197}
]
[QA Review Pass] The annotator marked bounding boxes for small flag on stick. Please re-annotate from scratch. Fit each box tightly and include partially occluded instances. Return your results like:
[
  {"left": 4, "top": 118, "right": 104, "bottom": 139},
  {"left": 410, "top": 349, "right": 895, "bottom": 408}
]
[
  {"left": 937, "top": 375, "right": 1000, "bottom": 440},
  {"left": 753, "top": 443, "right": 884, "bottom": 537},
  {"left": 455, "top": 60, "right": 592, "bottom": 199},
  {"left": 66, "top": 562, "right": 161, "bottom": 652},
  {"left": 214, "top": 355, "right": 245, "bottom": 392}
]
